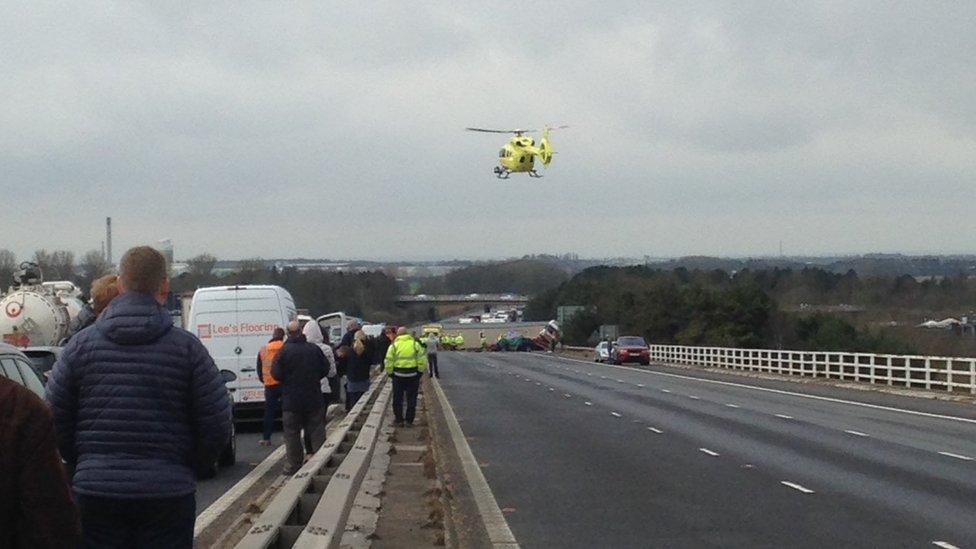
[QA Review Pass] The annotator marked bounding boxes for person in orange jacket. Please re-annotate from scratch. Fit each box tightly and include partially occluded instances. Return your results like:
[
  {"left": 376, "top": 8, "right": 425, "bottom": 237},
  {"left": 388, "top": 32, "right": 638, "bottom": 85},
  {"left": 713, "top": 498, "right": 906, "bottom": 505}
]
[{"left": 258, "top": 327, "right": 286, "bottom": 445}]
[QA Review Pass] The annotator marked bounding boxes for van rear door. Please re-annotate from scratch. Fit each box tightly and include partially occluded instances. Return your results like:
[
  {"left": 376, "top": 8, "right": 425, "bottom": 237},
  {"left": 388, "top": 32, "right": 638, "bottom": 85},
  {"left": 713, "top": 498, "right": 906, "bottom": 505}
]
[
  {"left": 191, "top": 289, "right": 242, "bottom": 400},
  {"left": 234, "top": 288, "right": 289, "bottom": 404}
]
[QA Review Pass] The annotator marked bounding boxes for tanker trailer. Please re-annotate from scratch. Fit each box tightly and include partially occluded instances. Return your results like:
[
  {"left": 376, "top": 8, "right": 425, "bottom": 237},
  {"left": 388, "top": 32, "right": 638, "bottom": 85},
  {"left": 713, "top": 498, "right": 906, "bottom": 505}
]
[{"left": 1, "top": 262, "right": 87, "bottom": 347}]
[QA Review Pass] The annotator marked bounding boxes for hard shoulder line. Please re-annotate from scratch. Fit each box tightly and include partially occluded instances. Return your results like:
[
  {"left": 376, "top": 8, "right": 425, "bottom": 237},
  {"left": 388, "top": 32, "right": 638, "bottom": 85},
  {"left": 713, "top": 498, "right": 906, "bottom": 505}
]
[{"left": 538, "top": 353, "right": 976, "bottom": 426}]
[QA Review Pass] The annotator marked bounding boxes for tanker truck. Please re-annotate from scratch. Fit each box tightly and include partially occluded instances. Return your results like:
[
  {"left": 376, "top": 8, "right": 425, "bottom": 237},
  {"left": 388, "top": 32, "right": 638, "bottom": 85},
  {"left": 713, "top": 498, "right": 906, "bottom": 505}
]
[{"left": 1, "top": 262, "right": 88, "bottom": 348}]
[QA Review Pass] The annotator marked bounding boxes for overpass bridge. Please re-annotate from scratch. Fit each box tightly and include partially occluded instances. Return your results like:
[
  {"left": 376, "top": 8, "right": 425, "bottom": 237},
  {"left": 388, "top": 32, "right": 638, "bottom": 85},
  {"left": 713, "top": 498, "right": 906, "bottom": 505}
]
[
  {"left": 158, "top": 342, "right": 976, "bottom": 547},
  {"left": 394, "top": 293, "right": 530, "bottom": 318}
]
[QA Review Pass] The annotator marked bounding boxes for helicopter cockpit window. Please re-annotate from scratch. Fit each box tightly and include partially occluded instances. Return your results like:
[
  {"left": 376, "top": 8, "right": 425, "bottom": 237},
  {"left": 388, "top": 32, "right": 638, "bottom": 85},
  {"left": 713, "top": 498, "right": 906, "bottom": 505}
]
[{"left": 499, "top": 149, "right": 506, "bottom": 158}]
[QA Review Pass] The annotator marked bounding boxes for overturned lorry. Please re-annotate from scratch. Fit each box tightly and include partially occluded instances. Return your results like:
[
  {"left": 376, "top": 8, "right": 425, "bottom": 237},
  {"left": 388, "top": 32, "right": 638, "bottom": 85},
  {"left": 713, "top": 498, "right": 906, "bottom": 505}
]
[{"left": 491, "top": 320, "right": 561, "bottom": 352}]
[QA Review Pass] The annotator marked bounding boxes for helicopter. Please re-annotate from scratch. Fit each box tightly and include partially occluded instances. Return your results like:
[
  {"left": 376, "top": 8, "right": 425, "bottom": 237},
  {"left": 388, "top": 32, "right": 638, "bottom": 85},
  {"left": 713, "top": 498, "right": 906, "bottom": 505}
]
[{"left": 465, "top": 125, "right": 567, "bottom": 179}]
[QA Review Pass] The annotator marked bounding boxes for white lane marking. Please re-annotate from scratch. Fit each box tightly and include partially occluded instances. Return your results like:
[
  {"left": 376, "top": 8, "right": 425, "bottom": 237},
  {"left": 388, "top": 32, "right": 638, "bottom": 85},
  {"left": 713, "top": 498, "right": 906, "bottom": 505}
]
[
  {"left": 781, "top": 481, "right": 815, "bottom": 494},
  {"left": 938, "top": 451, "right": 974, "bottom": 461},
  {"left": 844, "top": 430, "right": 870, "bottom": 437},
  {"left": 699, "top": 448, "right": 720, "bottom": 457},
  {"left": 600, "top": 375, "right": 607, "bottom": 379},
  {"left": 611, "top": 412, "right": 622, "bottom": 418},
  {"left": 535, "top": 382, "right": 541, "bottom": 386},
  {"left": 637, "top": 383, "right": 645, "bottom": 388},
  {"left": 933, "top": 541, "right": 962, "bottom": 549},
  {"left": 775, "top": 414, "right": 794, "bottom": 420},
  {"left": 616, "top": 379, "right": 625, "bottom": 383},
  {"left": 548, "top": 387, "right": 555, "bottom": 392},
  {"left": 725, "top": 404, "right": 740, "bottom": 408},
  {"left": 584, "top": 401, "right": 593, "bottom": 406},
  {"left": 543, "top": 354, "right": 976, "bottom": 426},
  {"left": 563, "top": 393, "right": 572, "bottom": 398},
  {"left": 587, "top": 373, "right": 593, "bottom": 376},
  {"left": 688, "top": 395, "right": 701, "bottom": 400},
  {"left": 661, "top": 389, "right": 672, "bottom": 393},
  {"left": 647, "top": 427, "right": 663, "bottom": 434}
]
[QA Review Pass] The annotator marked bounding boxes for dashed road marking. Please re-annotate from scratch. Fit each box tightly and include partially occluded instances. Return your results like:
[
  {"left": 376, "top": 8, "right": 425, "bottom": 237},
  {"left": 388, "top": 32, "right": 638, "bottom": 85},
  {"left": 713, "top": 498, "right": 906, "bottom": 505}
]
[
  {"left": 600, "top": 376, "right": 607, "bottom": 379},
  {"left": 688, "top": 395, "right": 701, "bottom": 400},
  {"left": 938, "top": 451, "right": 973, "bottom": 461},
  {"left": 725, "top": 404, "right": 740, "bottom": 408},
  {"left": 610, "top": 412, "right": 622, "bottom": 418},
  {"left": 781, "top": 481, "right": 815, "bottom": 494},
  {"left": 933, "top": 541, "right": 962, "bottom": 549},
  {"left": 661, "top": 389, "right": 672, "bottom": 393},
  {"left": 584, "top": 401, "right": 593, "bottom": 406},
  {"left": 616, "top": 379, "right": 625, "bottom": 383},
  {"left": 775, "top": 414, "right": 794, "bottom": 420},
  {"left": 844, "top": 430, "right": 870, "bottom": 437},
  {"left": 699, "top": 448, "right": 720, "bottom": 457},
  {"left": 563, "top": 393, "right": 572, "bottom": 398},
  {"left": 548, "top": 387, "right": 555, "bottom": 392},
  {"left": 637, "top": 383, "right": 645, "bottom": 388},
  {"left": 647, "top": 427, "right": 663, "bottom": 434}
]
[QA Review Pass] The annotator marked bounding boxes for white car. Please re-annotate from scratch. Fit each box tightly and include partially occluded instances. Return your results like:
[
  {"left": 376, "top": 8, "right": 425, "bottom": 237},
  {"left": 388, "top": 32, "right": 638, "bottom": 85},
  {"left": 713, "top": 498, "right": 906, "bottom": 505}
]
[{"left": 594, "top": 341, "right": 610, "bottom": 362}]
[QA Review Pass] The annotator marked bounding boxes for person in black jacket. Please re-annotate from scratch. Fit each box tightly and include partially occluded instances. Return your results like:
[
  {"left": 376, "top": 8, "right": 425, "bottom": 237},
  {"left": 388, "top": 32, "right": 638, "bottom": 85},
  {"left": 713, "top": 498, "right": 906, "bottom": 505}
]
[
  {"left": 46, "top": 246, "right": 232, "bottom": 549},
  {"left": 272, "top": 320, "right": 328, "bottom": 474}
]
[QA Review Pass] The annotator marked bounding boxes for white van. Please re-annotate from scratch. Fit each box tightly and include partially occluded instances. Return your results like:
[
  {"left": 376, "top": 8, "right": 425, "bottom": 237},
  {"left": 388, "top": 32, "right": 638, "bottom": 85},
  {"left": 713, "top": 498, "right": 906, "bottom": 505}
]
[
  {"left": 316, "top": 311, "right": 362, "bottom": 344},
  {"left": 188, "top": 285, "right": 297, "bottom": 419}
]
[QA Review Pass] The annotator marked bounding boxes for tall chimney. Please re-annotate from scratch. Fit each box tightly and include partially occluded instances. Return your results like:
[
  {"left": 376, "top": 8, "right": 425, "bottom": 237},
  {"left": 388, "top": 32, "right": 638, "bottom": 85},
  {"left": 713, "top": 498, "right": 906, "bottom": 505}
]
[{"left": 106, "top": 217, "right": 113, "bottom": 266}]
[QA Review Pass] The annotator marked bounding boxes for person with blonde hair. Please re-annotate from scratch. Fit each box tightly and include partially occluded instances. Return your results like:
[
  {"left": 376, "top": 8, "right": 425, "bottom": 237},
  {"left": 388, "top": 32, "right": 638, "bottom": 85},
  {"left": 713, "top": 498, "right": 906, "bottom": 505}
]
[
  {"left": 90, "top": 274, "right": 120, "bottom": 316},
  {"left": 345, "top": 330, "right": 372, "bottom": 408}
]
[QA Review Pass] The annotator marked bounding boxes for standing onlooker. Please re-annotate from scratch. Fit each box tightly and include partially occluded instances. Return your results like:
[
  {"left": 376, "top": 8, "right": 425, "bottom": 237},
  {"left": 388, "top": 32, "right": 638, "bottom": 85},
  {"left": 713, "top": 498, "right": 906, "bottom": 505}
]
[
  {"left": 426, "top": 332, "right": 440, "bottom": 378},
  {"left": 272, "top": 320, "right": 328, "bottom": 474},
  {"left": 67, "top": 274, "right": 120, "bottom": 342},
  {"left": 337, "top": 320, "right": 362, "bottom": 410},
  {"left": 345, "top": 330, "right": 372, "bottom": 408},
  {"left": 257, "top": 327, "right": 286, "bottom": 446},
  {"left": 385, "top": 327, "right": 428, "bottom": 427},
  {"left": 302, "top": 321, "right": 336, "bottom": 454},
  {"left": 46, "top": 246, "right": 232, "bottom": 549},
  {"left": 0, "top": 376, "right": 81, "bottom": 548}
]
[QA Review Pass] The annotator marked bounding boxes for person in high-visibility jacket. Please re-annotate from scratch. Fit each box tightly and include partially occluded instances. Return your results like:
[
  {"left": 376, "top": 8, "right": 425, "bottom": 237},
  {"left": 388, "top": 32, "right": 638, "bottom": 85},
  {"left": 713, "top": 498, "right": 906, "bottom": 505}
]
[
  {"left": 385, "top": 327, "right": 428, "bottom": 427},
  {"left": 479, "top": 332, "right": 487, "bottom": 351},
  {"left": 454, "top": 333, "right": 465, "bottom": 351},
  {"left": 257, "top": 327, "right": 286, "bottom": 445}
]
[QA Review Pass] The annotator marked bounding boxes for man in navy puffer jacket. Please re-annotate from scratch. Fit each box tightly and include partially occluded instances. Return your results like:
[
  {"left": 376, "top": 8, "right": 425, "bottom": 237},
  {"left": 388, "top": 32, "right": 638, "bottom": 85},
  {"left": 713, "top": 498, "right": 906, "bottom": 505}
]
[{"left": 46, "top": 246, "right": 232, "bottom": 548}]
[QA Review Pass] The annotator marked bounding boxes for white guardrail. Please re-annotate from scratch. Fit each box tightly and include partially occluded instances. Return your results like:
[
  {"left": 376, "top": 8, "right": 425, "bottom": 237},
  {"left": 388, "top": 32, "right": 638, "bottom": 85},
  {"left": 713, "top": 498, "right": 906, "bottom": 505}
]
[
  {"left": 650, "top": 345, "right": 976, "bottom": 395},
  {"left": 561, "top": 344, "right": 976, "bottom": 394}
]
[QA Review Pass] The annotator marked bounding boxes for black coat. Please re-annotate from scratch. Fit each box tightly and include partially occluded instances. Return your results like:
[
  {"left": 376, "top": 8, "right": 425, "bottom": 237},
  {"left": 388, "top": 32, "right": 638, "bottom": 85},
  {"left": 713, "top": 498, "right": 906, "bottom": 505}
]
[{"left": 272, "top": 334, "right": 327, "bottom": 413}]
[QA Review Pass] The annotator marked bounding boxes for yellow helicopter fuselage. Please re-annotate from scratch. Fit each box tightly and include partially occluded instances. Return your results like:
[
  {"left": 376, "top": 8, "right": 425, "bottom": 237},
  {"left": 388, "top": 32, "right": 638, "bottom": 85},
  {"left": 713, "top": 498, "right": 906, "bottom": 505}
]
[{"left": 496, "top": 127, "right": 553, "bottom": 175}]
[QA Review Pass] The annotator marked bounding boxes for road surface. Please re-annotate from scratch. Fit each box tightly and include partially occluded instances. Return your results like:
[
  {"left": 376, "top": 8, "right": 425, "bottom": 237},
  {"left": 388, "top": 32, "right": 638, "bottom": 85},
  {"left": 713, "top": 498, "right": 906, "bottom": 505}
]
[
  {"left": 437, "top": 351, "right": 976, "bottom": 548},
  {"left": 196, "top": 429, "right": 276, "bottom": 514}
]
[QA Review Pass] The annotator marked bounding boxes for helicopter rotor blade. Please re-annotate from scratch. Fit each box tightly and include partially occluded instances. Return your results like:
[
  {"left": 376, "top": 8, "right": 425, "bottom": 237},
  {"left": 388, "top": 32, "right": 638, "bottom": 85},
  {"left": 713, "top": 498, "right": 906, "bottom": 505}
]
[{"left": 465, "top": 127, "right": 538, "bottom": 134}]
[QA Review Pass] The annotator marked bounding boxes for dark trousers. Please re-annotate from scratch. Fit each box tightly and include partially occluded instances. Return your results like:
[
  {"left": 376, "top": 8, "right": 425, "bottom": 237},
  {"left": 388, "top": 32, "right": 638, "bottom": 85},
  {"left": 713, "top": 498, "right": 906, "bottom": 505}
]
[
  {"left": 262, "top": 384, "right": 282, "bottom": 441},
  {"left": 391, "top": 375, "right": 420, "bottom": 424},
  {"left": 346, "top": 390, "right": 364, "bottom": 409},
  {"left": 428, "top": 354, "right": 439, "bottom": 377},
  {"left": 284, "top": 407, "right": 325, "bottom": 474},
  {"left": 303, "top": 393, "right": 331, "bottom": 454},
  {"left": 77, "top": 493, "right": 195, "bottom": 549}
]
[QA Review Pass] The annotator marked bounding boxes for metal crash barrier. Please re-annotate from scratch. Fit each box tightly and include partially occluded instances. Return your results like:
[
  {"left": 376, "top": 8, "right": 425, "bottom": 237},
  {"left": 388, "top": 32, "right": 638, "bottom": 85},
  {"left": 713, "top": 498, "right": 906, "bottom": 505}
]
[
  {"left": 650, "top": 345, "right": 976, "bottom": 395},
  {"left": 235, "top": 377, "right": 391, "bottom": 549}
]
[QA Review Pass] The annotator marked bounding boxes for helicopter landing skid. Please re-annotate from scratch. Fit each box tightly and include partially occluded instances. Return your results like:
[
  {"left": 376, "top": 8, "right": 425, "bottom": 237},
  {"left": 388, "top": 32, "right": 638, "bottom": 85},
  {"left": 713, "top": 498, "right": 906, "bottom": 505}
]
[
  {"left": 493, "top": 166, "right": 511, "bottom": 179},
  {"left": 528, "top": 170, "right": 543, "bottom": 178}
]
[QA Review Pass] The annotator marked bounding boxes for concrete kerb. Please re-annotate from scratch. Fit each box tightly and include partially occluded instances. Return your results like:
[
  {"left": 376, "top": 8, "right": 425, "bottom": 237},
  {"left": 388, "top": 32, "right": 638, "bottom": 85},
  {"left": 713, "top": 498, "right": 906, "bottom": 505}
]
[
  {"left": 235, "top": 378, "right": 385, "bottom": 549},
  {"left": 339, "top": 408, "right": 394, "bottom": 548},
  {"left": 292, "top": 382, "right": 393, "bottom": 549},
  {"left": 195, "top": 404, "right": 344, "bottom": 542},
  {"left": 430, "top": 377, "right": 520, "bottom": 549}
]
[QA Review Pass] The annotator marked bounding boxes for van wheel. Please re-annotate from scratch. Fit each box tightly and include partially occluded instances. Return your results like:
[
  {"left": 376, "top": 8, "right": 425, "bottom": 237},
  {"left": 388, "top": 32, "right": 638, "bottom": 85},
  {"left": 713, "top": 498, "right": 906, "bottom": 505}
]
[{"left": 219, "top": 424, "right": 237, "bottom": 467}]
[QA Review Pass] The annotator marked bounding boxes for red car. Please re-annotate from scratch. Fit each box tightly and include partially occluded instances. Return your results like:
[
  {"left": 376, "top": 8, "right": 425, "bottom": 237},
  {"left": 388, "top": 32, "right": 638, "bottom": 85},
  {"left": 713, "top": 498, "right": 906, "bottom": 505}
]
[{"left": 611, "top": 336, "right": 650, "bottom": 366}]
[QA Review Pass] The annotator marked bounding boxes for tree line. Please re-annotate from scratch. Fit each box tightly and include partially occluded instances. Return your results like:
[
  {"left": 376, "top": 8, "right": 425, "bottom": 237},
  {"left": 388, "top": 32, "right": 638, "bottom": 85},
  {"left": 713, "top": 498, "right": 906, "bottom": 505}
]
[
  {"left": 0, "top": 248, "right": 112, "bottom": 294},
  {"left": 525, "top": 266, "right": 976, "bottom": 354}
]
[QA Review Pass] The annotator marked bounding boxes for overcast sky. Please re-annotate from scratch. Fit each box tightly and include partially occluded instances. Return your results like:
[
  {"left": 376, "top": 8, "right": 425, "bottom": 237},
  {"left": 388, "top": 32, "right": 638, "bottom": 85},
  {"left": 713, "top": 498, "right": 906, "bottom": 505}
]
[{"left": 1, "top": 2, "right": 973, "bottom": 262}]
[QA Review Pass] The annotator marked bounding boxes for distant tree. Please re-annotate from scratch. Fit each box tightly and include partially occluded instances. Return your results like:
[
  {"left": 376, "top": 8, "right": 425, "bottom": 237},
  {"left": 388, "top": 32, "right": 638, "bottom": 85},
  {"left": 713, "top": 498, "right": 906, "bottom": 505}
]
[
  {"left": 48, "top": 250, "right": 76, "bottom": 281},
  {"left": 79, "top": 250, "right": 112, "bottom": 292},
  {"left": 0, "top": 249, "right": 16, "bottom": 288},
  {"left": 187, "top": 253, "right": 218, "bottom": 278},
  {"left": 33, "top": 249, "right": 52, "bottom": 277}
]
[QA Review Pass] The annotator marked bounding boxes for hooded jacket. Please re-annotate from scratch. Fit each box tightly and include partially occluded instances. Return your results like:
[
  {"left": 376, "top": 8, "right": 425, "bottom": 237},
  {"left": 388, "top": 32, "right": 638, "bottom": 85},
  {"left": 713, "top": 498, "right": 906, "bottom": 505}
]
[
  {"left": 303, "top": 321, "right": 337, "bottom": 393},
  {"left": 45, "top": 291, "right": 232, "bottom": 499}
]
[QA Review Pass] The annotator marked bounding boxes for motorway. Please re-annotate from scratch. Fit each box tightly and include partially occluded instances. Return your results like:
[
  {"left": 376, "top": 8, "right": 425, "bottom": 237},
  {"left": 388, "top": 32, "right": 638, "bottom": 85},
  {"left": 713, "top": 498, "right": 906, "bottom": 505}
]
[
  {"left": 196, "top": 429, "right": 274, "bottom": 513},
  {"left": 437, "top": 351, "right": 976, "bottom": 548}
]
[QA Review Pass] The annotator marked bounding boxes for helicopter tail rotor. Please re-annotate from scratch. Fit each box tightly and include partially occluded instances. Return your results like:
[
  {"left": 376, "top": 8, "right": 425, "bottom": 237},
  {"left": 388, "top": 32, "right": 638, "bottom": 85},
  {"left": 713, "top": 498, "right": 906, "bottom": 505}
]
[{"left": 539, "top": 126, "right": 555, "bottom": 166}]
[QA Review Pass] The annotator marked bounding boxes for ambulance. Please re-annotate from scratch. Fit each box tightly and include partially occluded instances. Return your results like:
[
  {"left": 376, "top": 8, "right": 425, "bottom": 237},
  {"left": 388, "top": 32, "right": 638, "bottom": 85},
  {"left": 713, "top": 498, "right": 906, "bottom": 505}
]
[{"left": 188, "top": 285, "right": 297, "bottom": 421}]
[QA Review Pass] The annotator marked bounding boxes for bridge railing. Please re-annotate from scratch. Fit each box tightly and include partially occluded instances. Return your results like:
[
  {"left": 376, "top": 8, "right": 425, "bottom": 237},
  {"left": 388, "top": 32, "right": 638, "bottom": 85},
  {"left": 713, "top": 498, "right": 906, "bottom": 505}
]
[{"left": 650, "top": 345, "right": 976, "bottom": 395}]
